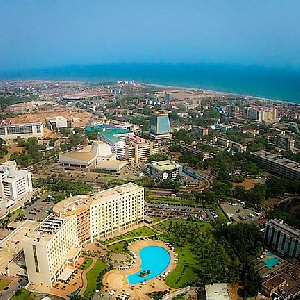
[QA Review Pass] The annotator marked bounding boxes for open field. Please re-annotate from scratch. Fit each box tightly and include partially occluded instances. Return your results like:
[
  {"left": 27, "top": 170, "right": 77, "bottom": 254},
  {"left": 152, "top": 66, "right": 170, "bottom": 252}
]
[
  {"left": 7, "top": 109, "right": 92, "bottom": 127},
  {"left": 232, "top": 178, "right": 265, "bottom": 190}
]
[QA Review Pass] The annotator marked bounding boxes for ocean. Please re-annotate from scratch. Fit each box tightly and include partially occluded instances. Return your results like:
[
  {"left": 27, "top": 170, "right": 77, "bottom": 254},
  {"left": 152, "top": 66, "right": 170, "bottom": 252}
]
[{"left": 1, "top": 63, "right": 300, "bottom": 104}]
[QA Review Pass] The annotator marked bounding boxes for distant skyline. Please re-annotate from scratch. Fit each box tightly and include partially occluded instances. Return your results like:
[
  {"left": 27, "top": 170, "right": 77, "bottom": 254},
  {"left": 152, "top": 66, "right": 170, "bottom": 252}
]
[{"left": 1, "top": 0, "right": 300, "bottom": 72}]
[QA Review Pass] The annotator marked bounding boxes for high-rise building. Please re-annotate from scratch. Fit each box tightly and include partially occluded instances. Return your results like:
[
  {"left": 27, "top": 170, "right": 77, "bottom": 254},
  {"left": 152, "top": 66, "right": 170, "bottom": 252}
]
[
  {"left": 246, "top": 106, "right": 277, "bottom": 122},
  {"left": 264, "top": 219, "right": 300, "bottom": 257},
  {"left": 276, "top": 135, "right": 295, "bottom": 151},
  {"left": 23, "top": 215, "right": 80, "bottom": 286},
  {"left": 0, "top": 161, "right": 33, "bottom": 215},
  {"left": 149, "top": 111, "right": 171, "bottom": 138},
  {"left": 125, "top": 136, "right": 159, "bottom": 165},
  {"left": 53, "top": 183, "right": 144, "bottom": 243},
  {"left": 22, "top": 183, "right": 144, "bottom": 286}
]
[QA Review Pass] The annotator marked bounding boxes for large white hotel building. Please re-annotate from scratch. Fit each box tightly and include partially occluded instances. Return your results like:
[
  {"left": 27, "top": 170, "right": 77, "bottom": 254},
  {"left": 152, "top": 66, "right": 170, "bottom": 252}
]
[{"left": 22, "top": 183, "right": 144, "bottom": 286}]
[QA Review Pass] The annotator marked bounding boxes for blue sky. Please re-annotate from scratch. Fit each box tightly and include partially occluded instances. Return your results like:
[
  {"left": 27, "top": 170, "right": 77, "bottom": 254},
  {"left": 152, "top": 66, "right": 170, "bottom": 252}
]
[{"left": 1, "top": 0, "right": 300, "bottom": 71}]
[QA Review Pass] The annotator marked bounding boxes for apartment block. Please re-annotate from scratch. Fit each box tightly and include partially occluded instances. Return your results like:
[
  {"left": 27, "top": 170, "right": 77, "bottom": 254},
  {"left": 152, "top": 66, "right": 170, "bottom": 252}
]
[
  {"left": 251, "top": 151, "right": 300, "bottom": 180},
  {"left": 23, "top": 215, "right": 80, "bottom": 286},
  {"left": 264, "top": 219, "right": 300, "bottom": 257},
  {"left": 0, "top": 122, "right": 43, "bottom": 140},
  {"left": 246, "top": 106, "right": 277, "bottom": 122},
  {"left": 53, "top": 183, "right": 144, "bottom": 243},
  {"left": 0, "top": 161, "right": 33, "bottom": 214},
  {"left": 276, "top": 135, "right": 295, "bottom": 151},
  {"left": 125, "top": 136, "right": 159, "bottom": 165}
]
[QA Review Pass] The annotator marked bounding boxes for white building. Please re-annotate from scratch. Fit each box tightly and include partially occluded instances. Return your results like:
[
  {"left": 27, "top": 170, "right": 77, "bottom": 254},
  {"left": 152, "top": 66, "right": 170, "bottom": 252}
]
[
  {"left": 46, "top": 116, "right": 69, "bottom": 131},
  {"left": 0, "top": 161, "right": 33, "bottom": 214},
  {"left": 89, "top": 183, "right": 144, "bottom": 242},
  {"left": 205, "top": 283, "right": 230, "bottom": 300},
  {"left": 23, "top": 215, "right": 80, "bottom": 286},
  {"left": 99, "top": 128, "right": 134, "bottom": 159},
  {"left": 53, "top": 183, "right": 144, "bottom": 243},
  {"left": 146, "top": 160, "right": 182, "bottom": 180},
  {"left": 59, "top": 141, "right": 116, "bottom": 168},
  {"left": 59, "top": 140, "right": 127, "bottom": 171},
  {"left": 23, "top": 183, "right": 144, "bottom": 286},
  {"left": 0, "top": 122, "right": 44, "bottom": 140}
]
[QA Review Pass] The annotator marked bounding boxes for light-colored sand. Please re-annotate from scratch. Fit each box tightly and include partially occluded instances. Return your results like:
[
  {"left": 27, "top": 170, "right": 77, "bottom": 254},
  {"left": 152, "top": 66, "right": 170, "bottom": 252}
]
[{"left": 103, "top": 239, "right": 177, "bottom": 300}]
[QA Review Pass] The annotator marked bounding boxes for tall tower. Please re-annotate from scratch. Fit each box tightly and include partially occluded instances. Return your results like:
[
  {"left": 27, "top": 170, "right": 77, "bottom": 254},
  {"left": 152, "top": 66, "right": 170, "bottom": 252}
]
[{"left": 149, "top": 111, "right": 171, "bottom": 137}]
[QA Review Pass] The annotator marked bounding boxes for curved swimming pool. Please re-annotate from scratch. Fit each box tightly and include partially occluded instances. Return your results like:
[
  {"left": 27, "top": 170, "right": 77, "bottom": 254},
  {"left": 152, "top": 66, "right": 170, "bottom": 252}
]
[{"left": 127, "top": 245, "right": 171, "bottom": 284}]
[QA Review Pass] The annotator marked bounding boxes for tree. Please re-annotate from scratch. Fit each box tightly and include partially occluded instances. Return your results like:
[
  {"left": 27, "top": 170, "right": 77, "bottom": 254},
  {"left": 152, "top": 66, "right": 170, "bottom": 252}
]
[
  {"left": 0, "top": 138, "right": 8, "bottom": 158},
  {"left": 266, "top": 176, "right": 285, "bottom": 198},
  {"left": 147, "top": 153, "right": 169, "bottom": 162}
]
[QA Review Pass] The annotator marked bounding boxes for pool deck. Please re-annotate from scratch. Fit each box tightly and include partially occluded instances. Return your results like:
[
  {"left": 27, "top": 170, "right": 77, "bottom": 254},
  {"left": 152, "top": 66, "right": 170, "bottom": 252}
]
[{"left": 103, "top": 239, "right": 177, "bottom": 300}]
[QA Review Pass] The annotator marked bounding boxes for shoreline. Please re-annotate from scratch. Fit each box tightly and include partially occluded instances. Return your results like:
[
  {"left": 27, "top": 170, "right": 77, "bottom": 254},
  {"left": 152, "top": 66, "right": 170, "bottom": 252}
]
[
  {"left": 1, "top": 77, "right": 299, "bottom": 106},
  {"left": 142, "top": 82, "right": 300, "bottom": 106}
]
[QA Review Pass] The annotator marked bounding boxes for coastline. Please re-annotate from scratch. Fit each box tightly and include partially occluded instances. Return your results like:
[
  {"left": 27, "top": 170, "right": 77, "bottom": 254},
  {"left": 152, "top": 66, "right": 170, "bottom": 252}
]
[
  {"left": 142, "top": 82, "right": 300, "bottom": 106},
  {"left": 1, "top": 63, "right": 300, "bottom": 104}
]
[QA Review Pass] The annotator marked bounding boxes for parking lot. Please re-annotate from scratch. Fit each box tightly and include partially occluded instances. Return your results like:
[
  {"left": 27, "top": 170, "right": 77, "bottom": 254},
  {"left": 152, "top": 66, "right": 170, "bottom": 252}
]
[
  {"left": 145, "top": 202, "right": 217, "bottom": 221},
  {"left": 22, "top": 196, "right": 54, "bottom": 222},
  {"left": 220, "top": 202, "right": 263, "bottom": 223}
]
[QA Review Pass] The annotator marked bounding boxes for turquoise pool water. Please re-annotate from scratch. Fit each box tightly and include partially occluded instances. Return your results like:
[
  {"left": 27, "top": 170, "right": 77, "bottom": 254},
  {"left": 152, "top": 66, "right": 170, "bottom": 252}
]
[
  {"left": 127, "top": 246, "right": 171, "bottom": 284},
  {"left": 264, "top": 252, "right": 280, "bottom": 268}
]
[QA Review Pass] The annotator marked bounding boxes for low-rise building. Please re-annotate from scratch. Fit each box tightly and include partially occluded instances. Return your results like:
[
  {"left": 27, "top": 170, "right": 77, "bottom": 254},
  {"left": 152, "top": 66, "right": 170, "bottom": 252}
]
[
  {"left": 46, "top": 116, "right": 70, "bottom": 131},
  {"left": 59, "top": 141, "right": 117, "bottom": 168},
  {"left": 261, "top": 262, "right": 300, "bottom": 299},
  {"left": 146, "top": 160, "right": 182, "bottom": 180},
  {"left": 251, "top": 151, "right": 300, "bottom": 180},
  {"left": 0, "top": 122, "right": 43, "bottom": 140},
  {"left": 205, "top": 283, "right": 230, "bottom": 300}
]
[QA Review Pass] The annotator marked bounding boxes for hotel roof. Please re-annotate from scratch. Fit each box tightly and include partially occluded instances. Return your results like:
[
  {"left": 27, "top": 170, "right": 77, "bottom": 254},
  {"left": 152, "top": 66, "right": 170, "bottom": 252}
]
[{"left": 53, "top": 183, "right": 143, "bottom": 215}]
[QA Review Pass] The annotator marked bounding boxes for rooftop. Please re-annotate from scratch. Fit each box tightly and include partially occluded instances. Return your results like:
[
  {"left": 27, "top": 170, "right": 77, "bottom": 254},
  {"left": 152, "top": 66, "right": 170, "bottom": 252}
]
[
  {"left": 205, "top": 283, "right": 230, "bottom": 300},
  {"left": 149, "top": 160, "right": 181, "bottom": 171},
  {"left": 60, "top": 151, "right": 96, "bottom": 163},
  {"left": 100, "top": 128, "right": 132, "bottom": 144},
  {"left": 54, "top": 183, "right": 143, "bottom": 215}
]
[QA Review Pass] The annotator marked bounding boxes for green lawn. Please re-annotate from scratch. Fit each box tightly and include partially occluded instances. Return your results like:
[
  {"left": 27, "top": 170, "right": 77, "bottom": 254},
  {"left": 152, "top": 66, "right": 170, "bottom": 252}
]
[
  {"left": 215, "top": 205, "right": 229, "bottom": 223},
  {"left": 11, "top": 289, "right": 32, "bottom": 300},
  {"left": 84, "top": 259, "right": 108, "bottom": 299},
  {"left": 79, "top": 257, "right": 93, "bottom": 270},
  {"left": 0, "top": 276, "right": 12, "bottom": 290},
  {"left": 108, "top": 241, "right": 129, "bottom": 253},
  {"left": 103, "top": 226, "right": 157, "bottom": 245},
  {"left": 165, "top": 245, "right": 199, "bottom": 288},
  {"left": 11, "top": 289, "right": 63, "bottom": 300}
]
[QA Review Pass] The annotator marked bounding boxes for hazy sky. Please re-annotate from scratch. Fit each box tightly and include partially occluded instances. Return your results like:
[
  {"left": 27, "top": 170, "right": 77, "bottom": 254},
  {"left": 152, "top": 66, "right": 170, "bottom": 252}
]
[{"left": 1, "top": 0, "right": 300, "bottom": 71}]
